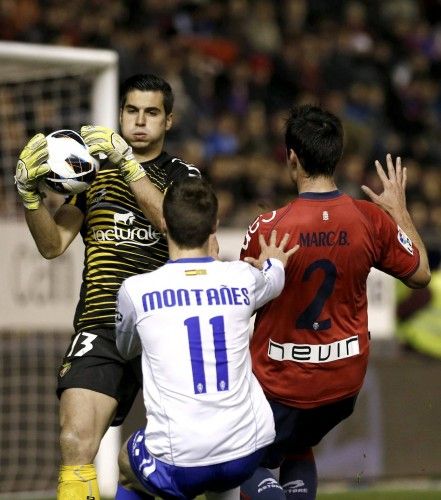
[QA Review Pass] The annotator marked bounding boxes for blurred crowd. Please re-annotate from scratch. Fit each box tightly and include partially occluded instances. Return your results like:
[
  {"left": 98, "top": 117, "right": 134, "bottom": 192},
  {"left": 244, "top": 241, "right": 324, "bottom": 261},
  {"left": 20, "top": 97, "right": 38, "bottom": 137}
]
[{"left": 1, "top": 0, "right": 440, "bottom": 260}]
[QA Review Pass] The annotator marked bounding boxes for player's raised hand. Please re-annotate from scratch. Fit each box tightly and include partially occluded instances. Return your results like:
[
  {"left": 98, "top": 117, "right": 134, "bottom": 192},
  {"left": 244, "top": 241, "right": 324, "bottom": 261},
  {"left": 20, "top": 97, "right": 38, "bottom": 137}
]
[
  {"left": 15, "top": 133, "right": 50, "bottom": 210},
  {"left": 80, "top": 125, "right": 146, "bottom": 184},
  {"left": 361, "top": 154, "right": 407, "bottom": 218},
  {"left": 244, "top": 230, "right": 299, "bottom": 269}
]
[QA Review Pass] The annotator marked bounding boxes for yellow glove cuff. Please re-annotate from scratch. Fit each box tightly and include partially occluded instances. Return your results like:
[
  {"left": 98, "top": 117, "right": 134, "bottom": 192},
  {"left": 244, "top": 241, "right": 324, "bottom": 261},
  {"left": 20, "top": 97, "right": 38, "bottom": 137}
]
[
  {"left": 16, "top": 185, "right": 42, "bottom": 210},
  {"left": 120, "top": 159, "right": 146, "bottom": 184}
]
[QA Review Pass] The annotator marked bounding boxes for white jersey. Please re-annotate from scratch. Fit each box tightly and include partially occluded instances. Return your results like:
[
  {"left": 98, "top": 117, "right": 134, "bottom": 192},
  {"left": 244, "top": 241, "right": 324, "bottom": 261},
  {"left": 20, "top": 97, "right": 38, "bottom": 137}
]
[{"left": 116, "top": 256, "right": 285, "bottom": 467}]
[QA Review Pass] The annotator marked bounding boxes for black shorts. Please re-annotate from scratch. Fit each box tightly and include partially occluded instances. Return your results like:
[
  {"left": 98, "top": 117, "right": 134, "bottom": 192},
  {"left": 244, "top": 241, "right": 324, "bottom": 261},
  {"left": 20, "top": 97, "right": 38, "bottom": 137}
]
[
  {"left": 261, "top": 395, "right": 358, "bottom": 468},
  {"left": 56, "top": 331, "right": 141, "bottom": 426}
]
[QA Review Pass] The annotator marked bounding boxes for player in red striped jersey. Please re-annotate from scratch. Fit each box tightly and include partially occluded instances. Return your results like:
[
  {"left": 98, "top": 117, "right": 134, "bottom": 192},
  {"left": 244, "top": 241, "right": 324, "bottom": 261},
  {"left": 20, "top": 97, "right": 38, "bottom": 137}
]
[{"left": 240, "top": 104, "right": 430, "bottom": 499}]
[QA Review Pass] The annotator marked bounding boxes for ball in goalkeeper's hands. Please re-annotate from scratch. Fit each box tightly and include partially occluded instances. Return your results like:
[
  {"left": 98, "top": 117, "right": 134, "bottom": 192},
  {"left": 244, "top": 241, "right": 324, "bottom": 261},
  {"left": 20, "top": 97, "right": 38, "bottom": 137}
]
[{"left": 44, "top": 129, "right": 100, "bottom": 195}]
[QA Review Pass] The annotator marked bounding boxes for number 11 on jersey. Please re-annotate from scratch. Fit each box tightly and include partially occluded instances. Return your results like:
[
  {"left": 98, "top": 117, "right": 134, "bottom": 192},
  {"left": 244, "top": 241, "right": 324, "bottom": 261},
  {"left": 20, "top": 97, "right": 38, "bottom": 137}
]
[{"left": 184, "top": 315, "right": 229, "bottom": 394}]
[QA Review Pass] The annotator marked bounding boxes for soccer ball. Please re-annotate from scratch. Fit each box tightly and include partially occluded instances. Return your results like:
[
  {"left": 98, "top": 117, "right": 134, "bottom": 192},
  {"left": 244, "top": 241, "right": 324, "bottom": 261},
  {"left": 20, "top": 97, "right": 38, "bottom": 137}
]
[{"left": 44, "top": 129, "right": 99, "bottom": 195}]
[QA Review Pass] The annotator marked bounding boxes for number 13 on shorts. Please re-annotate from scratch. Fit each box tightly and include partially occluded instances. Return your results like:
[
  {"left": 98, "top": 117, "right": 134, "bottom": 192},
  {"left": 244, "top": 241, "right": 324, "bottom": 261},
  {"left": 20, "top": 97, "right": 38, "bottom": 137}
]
[{"left": 66, "top": 332, "right": 98, "bottom": 357}]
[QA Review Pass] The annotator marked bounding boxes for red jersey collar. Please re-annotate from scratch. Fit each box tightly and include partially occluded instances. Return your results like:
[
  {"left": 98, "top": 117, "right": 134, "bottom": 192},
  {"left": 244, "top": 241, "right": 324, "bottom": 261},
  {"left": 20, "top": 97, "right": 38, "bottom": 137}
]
[{"left": 298, "top": 190, "right": 342, "bottom": 200}]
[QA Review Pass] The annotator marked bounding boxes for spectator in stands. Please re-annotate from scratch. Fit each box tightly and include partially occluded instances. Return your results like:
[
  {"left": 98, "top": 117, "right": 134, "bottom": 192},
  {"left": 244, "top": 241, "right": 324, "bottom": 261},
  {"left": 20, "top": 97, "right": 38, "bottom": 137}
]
[{"left": 0, "top": 0, "right": 439, "bottom": 261}]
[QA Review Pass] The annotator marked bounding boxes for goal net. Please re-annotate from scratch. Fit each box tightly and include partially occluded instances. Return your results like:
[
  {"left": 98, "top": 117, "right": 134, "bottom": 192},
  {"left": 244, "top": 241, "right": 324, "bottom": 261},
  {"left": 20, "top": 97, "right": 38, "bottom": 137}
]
[
  {"left": 0, "top": 42, "right": 118, "bottom": 497},
  {"left": 0, "top": 41, "right": 118, "bottom": 220}
]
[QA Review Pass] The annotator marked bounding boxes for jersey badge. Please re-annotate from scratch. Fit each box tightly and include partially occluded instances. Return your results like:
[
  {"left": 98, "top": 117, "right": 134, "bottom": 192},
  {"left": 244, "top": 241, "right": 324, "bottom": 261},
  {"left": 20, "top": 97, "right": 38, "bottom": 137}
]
[
  {"left": 185, "top": 269, "right": 207, "bottom": 276},
  {"left": 90, "top": 188, "right": 107, "bottom": 205},
  {"left": 397, "top": 225, "right": 413, "bottom": 255},
  {"left": 59, "top": 362, "right": 71, "bottom": 378},
  {"left": 114, "top": 211, "right": 135, "bottom": 225},
  {"left": 322, "top": 211, "right": 329, "bottom": 221}
]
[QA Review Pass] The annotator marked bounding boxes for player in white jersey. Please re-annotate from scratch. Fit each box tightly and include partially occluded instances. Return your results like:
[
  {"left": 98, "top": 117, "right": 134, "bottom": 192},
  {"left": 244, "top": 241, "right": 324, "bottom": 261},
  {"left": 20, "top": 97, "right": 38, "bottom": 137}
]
[{"left": 115, "top": 177, "right": 299, "bottom": 500}]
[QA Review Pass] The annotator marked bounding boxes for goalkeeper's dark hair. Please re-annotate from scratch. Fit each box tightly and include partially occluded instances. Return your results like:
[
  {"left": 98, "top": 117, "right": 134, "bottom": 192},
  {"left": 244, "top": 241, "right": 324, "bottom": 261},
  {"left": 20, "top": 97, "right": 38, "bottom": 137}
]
[
  {"left": 120, "top": 74, "right": 174, "bottom": 115},
  {"left": 164, "top": 177, "right": 218, "bottom": 249},
  {"left": 285, "top": 104, "right": 343, "bottom": 177}
]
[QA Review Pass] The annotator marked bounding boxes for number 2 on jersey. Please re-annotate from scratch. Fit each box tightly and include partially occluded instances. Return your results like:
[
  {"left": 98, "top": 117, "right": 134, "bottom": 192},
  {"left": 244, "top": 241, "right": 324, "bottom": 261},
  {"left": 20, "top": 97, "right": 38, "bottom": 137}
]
[
  {"left": 296, "top": 259, "right": 337, "bottom": 331},
  {"left": 184, "top": 315, "right": 229, "bottom": 394}
]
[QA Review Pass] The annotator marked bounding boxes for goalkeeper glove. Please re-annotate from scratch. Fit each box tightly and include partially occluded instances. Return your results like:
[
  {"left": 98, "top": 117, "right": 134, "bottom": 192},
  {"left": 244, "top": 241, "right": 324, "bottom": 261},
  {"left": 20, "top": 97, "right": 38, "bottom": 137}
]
[
  {"left": 80, "top": 125, "right": 146, "bottom": 184},
  {"left": 15, "top": 133, "right": 50, "bottom": 210}
]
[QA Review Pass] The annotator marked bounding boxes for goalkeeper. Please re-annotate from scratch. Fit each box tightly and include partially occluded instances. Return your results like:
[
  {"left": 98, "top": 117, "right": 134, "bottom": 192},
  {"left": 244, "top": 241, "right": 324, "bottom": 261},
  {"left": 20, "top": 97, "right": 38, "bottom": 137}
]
[{"left": 15, "top": 74, "right": 200, "bottom": 500}]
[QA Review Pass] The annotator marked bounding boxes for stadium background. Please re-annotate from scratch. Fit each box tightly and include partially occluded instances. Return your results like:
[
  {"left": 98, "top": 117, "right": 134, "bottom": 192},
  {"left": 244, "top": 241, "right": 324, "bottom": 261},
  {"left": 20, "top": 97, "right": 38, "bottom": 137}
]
[{"left": 0, "top": 0, "right": 440, "bottom": 498}]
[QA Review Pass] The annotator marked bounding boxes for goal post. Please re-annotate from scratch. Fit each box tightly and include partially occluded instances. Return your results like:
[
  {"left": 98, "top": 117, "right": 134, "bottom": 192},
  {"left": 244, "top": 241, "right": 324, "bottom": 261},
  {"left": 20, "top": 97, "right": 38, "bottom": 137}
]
[
  {"left": 0, "top": 41, "right": 118, "bottom": 128},
  {"left": 0, "top": 42, "right": 119, "bottom": 497}
]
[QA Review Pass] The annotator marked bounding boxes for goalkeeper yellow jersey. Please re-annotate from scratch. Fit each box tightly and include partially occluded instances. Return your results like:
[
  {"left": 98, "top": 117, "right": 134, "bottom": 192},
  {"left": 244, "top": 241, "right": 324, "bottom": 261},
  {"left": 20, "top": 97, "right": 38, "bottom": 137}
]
[{"left": 65, "top": 152, "right": 200, "bottom": 339}]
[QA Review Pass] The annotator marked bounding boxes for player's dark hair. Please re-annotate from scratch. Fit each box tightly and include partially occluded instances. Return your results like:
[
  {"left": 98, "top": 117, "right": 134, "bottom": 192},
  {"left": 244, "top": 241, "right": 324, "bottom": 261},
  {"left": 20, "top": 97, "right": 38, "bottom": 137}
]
[
  {"left": 285, "top": 104, "right": 343, "bottom": 177},
  {"left": 164, "top": 177, "right": 218, "bottom": 248},
  {"left": 120, "top": 74, "right": 174, "bottom": 115}
]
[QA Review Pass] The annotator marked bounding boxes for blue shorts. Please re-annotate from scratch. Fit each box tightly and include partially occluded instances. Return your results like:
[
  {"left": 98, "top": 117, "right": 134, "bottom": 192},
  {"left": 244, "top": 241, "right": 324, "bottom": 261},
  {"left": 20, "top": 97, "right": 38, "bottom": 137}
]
[{"left": 127, "top": 429, "right": 265, "bottom": 499}]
